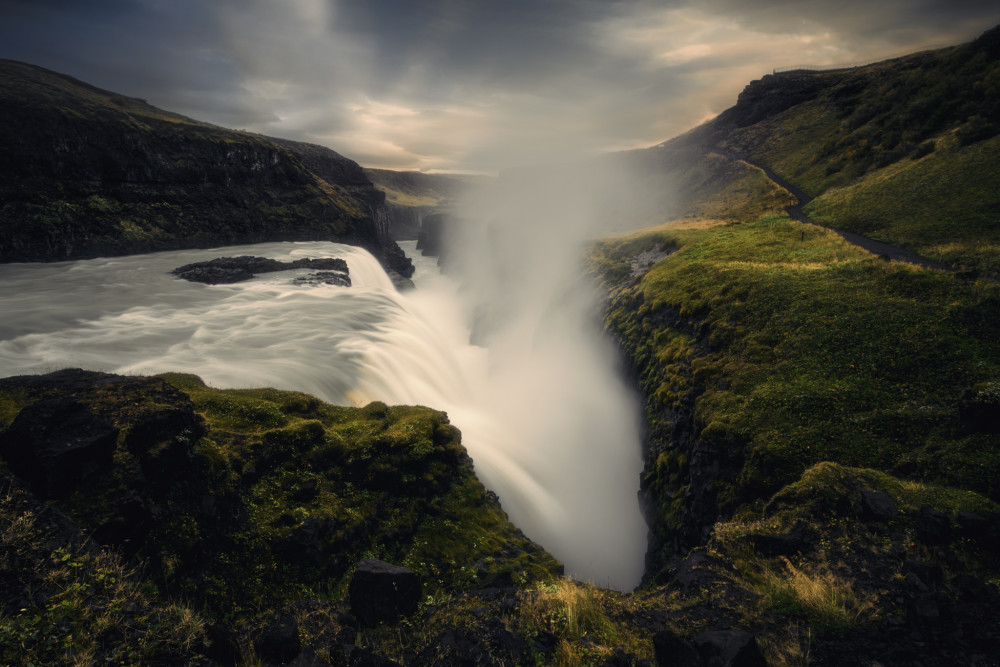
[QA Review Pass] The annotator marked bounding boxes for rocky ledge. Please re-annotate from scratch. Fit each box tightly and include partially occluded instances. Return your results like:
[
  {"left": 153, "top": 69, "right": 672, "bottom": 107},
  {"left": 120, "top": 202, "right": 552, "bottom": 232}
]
[{"left": 171, "top": 255, "right": 350, "bottom": 286}]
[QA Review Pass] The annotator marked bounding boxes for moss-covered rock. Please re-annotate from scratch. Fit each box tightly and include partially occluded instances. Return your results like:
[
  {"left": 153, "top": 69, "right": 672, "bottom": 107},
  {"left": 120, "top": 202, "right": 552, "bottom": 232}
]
[{"left": 0, "top": 369, "right": 562, "bottom": 662}]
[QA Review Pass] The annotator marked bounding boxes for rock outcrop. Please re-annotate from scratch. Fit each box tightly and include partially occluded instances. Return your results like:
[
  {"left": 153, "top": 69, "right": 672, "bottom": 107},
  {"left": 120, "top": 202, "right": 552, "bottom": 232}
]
[
  {"left": 171, "top": 255, "right": 350, "bottom": 285},
  {"left": 348, "top": 558, "right": 422, "bottom": 626},
  {"left": 0, "top": 60, "right": 413, "bottom": 280}
]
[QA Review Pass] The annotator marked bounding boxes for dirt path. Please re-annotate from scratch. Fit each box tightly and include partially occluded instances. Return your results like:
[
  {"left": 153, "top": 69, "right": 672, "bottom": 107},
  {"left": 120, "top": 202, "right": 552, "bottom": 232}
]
[{"left": 713, "top": 148, "right": 956, "bottom": 273}]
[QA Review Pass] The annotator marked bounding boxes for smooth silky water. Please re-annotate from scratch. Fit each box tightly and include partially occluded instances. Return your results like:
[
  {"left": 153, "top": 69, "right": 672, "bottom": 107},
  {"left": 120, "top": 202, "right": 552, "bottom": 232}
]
[{"left": 0, "top": 239, "right": 647, "bottom": 589}]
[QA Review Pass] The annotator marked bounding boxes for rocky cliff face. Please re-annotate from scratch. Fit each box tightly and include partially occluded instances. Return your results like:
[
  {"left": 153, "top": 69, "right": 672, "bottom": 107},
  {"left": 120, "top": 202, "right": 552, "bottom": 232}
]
[{"left": 0, "top": 60, "right": 412, "bottom": 278}]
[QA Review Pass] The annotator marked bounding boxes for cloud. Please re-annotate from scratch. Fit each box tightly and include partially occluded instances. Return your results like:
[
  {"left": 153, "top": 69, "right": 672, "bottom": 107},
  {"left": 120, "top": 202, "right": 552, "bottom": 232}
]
[{"left": 0, "top": 0, "right": 998, "bottom": 171}]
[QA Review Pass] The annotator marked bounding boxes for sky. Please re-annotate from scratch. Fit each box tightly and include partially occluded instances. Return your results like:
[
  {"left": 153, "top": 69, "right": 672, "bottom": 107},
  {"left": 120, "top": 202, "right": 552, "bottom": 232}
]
[{"left": 1, "top": 0, "right": 998, "bottom": 173}]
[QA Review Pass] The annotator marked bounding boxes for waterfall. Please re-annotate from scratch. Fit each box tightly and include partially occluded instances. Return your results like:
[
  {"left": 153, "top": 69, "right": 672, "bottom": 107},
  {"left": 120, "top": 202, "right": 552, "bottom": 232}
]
[{"left": 0, "top": 239, "right": 646, "bottom": 589}]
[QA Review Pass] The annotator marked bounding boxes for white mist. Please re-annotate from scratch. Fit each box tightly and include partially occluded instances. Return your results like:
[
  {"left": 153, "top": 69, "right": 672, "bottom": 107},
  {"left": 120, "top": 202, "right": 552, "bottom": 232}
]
[{"left": 0, "top": 231, "right": 647, "bottom": 589}]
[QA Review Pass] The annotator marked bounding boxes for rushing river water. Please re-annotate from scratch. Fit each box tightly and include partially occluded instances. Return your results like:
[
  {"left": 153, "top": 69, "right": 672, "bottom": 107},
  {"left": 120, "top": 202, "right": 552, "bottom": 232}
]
[{"left": 0, "top": 239, "right": 647, "bottom": 589}]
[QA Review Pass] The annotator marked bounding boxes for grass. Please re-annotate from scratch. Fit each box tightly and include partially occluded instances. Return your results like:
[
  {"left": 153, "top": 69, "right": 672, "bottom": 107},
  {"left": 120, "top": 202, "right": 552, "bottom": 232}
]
[
  {"left": 0, "top": 486, "right": 207, "bottom": 665},
  {"left": 590, "top": 213, "right": 1000, "bottom": 561},
  {"left": 806, "top": 133, "right": 1000, "bottom": 275},
  {"left": 756, "top": 558, "right": 878, "bottom": 637},
  {"left": 0, "top": 368, "right": 563, "bottom": 663}
]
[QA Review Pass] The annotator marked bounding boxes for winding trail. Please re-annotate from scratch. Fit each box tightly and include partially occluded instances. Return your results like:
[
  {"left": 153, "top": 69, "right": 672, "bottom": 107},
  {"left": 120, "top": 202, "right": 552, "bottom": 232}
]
[{"left": 713, "top": 148, "right": 956, "bottom": 272}]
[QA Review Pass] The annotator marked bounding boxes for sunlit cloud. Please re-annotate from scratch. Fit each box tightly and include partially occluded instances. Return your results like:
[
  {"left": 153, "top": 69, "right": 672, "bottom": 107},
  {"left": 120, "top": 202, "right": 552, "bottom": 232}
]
[{"left": 0, "top": 0, "right": 997, "bottom": 172}]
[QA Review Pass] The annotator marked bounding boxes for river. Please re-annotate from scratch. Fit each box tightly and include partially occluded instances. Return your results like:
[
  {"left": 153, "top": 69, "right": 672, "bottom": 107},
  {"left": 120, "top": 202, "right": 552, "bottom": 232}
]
[{"left": 0, "top": 239, "right": 647, "bottom": 589}]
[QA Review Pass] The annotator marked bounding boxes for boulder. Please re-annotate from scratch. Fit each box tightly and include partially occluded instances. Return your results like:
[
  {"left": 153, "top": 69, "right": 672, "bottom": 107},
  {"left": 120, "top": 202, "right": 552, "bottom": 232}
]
[
  {"left": 172, "top": 256, "right": 350, "bottom": 285},
  {"left": 694, "top": 629, "right": 766, "bottom": 667},
  {"left": 0, "top": 397, "right": 118, "bottom": 498},
  {"left": 348, "top": 559, "right": 422, "bottom": 627}
]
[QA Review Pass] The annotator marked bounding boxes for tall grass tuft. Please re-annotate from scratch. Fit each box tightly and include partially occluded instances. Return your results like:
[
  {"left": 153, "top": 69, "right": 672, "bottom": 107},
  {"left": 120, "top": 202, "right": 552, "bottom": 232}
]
[
  {"left": 760, "top": 558, "right": 877, "bottom": 636},
  {"left": 521, "top": 580, "right": 621, "bottom": 664}
]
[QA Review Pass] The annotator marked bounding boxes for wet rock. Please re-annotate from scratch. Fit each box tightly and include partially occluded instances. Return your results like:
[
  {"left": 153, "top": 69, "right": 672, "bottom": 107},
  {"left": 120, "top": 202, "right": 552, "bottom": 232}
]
[
  {"left": 386, "top": 269, "right": 415, "bottom": 291},
  {"left": 416, "top": 213, "right": 451, "bottom": 257},
  {"left": 653, "top": 628, "right": 701, "bottom": 667},
  {"left": 0, "top": 397, "right": 118, "bottom": 498},
  {"left": 172, "top": 255, "right": 349, "bottom": 285},
  {"left": 348, "top": 559, "right": 422, "bottom": 627},
  {"left": 694, "top": 629, "right": 766, "bottom": 667},
  {"left": 291, "top": 270, "right": 351, "bottom": 287},
  {"left": 256, "top": 611, "right": 301, "bottom": 664}
]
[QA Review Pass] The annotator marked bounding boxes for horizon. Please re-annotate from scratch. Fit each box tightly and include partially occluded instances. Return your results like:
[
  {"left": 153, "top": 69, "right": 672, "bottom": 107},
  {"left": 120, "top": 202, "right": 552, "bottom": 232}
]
[{"left": 1, "top": 1, "right": 998, "bottom": 174}]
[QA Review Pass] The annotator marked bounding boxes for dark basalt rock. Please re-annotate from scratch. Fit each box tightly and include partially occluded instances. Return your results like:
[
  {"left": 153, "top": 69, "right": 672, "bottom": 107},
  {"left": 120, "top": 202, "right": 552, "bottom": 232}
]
[
  {"left": 348, "top": 559, "right": 422, "bottom": 627},
  {"left": 256, "top": 610, "right": 301, "bottom": 664},
  {"left": 745, "top": 531, "right": 810, "bottom": 556},
  {"left": 653, "top": 628, "right": 701, "bottom": 667},
  {"left": 415, "top": 212, "right": 451, "bottom": 258},
  {"left": 287, "top": 648, "right": 325, "bottom": 666},
  {"left": 958, "top": 383, "right": 1000, "bottom": 433},
  {"left": 905, "top": 560, "right": 944, "bottom": 585},
  {"left": 290, "top": 270, "right": 351, "bottom": 287},
  {"left": 857, "top": 489, "right": 897, "bottom": 522},
  {"left": 0, "top": 397, "right": 119, "bottom": 499},
  {"left": 693, "top": 629, "right": 766, "bottom": 667},
  {"left": 204, "top": 621, "right": 240, "bottom": 666},
  {"left": 718, "top": 71, "right": 836, "bottom": 128},
  {"left": 914, "top": 505, "right": 952, "bottom": 545},
  {"left": 343, "top": 646, "right": 400, "bottom": 666},
  {"left": 172, "top": 255, "right": 350, "bottom": 285},
  {"left": 413, "top": 624, "right": 532, "bottom": 667}
]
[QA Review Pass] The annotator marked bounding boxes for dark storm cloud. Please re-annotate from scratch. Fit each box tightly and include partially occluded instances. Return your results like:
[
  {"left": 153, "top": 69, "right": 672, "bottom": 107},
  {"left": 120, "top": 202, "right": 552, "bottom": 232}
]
[{"left": 1, "top": 0, "right": 998, "bottom": 171}]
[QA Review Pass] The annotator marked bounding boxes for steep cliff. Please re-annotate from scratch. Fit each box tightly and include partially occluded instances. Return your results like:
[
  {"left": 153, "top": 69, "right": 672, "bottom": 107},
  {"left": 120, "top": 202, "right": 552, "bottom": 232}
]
[{"left": 0, "top": 60, "right": 411, "bottom": 277}]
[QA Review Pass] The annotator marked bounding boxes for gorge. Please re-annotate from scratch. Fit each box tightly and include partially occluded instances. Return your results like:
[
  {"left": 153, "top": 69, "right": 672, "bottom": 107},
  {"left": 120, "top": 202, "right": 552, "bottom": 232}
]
[
  {"left": 3, "top": 24, "right": 1000, "bottom": 665},
  {"left": 0, "top": 237, "right": 648, "bottom": 590}
]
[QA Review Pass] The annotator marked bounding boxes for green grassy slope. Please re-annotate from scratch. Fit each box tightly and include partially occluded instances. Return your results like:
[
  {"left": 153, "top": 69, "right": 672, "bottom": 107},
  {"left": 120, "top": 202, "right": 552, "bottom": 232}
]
[
  {"left": 584, "top": 29, "right": 1000, "bottom": 658},
  {"left": 615, "top": 25, "right": 1000, "bottom": 274},
  {"left": 589, "top": 214, "right": 1000, "bottom": 656},
  {"left": 0, "top": 60, "right": 386, "bottom": 262}
]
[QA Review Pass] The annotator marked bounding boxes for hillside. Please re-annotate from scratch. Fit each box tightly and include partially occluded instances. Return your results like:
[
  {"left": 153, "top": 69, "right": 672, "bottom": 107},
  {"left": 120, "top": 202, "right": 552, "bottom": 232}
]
[
  {"left": 0, "top": 60, "right": 412, "bottom": 278},
  {"left": 3, "top": 28, "right": 1000, "bottom": 666},
  {"left": 585, "top": 23, "right": 1000, "bottom": 665},
  {"left": 613, "top": 24, "right": 1000, "bottom": 276}
]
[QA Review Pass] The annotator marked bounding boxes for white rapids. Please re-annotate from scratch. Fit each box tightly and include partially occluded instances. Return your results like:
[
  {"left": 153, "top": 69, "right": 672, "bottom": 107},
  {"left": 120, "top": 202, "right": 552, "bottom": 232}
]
[{"left": 0, "top": 239, "right": 647, "bottom": 589}]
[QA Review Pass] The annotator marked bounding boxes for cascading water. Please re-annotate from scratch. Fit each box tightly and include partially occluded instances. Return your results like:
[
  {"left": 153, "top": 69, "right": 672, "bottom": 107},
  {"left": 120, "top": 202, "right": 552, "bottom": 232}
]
[{"left": 0, "top": 237, "right": 647, "bottom": 589}]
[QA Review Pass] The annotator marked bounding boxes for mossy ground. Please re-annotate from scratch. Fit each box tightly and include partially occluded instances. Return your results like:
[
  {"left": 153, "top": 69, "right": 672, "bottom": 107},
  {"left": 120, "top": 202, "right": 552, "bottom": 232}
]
[{"left": 0, "top": 370, "right": 562, "bottom": 663}]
